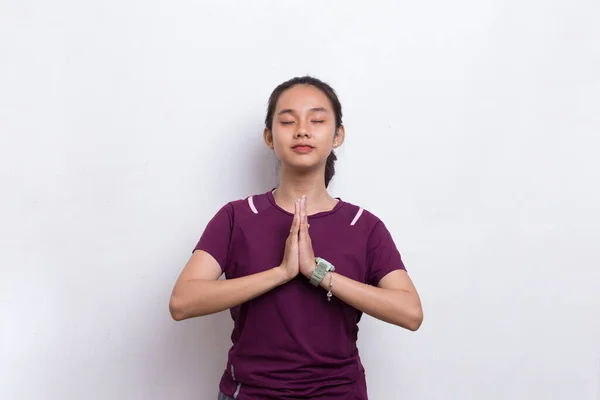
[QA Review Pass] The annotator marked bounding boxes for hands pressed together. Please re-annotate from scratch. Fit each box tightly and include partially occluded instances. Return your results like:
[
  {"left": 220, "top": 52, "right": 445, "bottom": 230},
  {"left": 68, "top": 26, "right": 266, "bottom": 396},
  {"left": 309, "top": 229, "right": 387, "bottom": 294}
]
[
  {"left": 173, "top": 193, "right": 422, "bottom": 329},
  {"left": 279, "top": 195, "right": 317, "bottom": 282}
]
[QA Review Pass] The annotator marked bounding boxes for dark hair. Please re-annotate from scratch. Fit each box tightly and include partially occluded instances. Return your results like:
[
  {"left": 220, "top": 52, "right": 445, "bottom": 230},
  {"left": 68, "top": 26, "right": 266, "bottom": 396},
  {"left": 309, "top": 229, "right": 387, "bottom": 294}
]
[{"left": 265, "top": 76, "right": 343, "bottom": 188}]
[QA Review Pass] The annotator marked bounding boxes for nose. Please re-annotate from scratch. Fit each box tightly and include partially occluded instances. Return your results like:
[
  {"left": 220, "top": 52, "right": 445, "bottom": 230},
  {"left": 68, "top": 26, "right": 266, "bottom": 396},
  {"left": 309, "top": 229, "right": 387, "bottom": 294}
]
[{"left": 295, "top": 120, "right": 310, "bottom": 138}]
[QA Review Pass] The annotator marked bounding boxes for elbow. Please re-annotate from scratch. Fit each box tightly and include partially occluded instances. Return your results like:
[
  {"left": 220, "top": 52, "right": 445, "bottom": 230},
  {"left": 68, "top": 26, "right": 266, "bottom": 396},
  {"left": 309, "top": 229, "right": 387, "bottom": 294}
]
[
  {"left": 169, "top": 296, "right": 187, "bottom": 321},
  {"left": 407, "top": 307, "right": 424, "bottom": 331},
  {"left": 401, "top": 306, "right": 423, "bottom": 332}
]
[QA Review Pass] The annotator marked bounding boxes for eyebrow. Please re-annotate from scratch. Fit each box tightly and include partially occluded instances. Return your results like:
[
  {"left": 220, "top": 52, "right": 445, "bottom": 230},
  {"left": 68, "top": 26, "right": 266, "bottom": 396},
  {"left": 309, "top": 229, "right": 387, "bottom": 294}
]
[{"left": 277, "top": 107, "right": 329, "bottom": 115}]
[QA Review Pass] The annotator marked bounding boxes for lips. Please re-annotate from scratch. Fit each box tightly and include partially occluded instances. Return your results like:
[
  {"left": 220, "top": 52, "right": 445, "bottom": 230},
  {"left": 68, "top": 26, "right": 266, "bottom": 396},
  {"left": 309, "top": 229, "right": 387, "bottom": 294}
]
[{"left": 292, "top": 145, "right": 314, "bottom": 153}]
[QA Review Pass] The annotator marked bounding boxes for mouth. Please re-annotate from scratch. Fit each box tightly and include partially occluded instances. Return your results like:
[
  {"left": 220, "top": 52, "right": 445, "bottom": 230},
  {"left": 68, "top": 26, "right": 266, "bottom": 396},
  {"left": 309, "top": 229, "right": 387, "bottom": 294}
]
[{"left": 292, "top": 145, "right": 314, "bottom": 154}]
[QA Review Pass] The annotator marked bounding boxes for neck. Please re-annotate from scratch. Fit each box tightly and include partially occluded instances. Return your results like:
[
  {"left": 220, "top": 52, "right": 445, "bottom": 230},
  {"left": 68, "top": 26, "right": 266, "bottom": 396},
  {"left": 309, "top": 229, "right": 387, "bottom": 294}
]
[{"left": 273, "top": 165, "right": 335, "bottom": 214}]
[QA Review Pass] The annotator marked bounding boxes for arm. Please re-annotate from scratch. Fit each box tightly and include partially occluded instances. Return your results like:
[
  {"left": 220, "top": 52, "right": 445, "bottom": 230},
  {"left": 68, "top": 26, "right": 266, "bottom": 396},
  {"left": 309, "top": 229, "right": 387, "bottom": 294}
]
[
  {"left": 170, "top": 199, "right": 302, "bottom": 321},
  {"left": 297, "top": 195, "right": 423, "bottom": 331},
  {"left": 169, "top": 250, "right": 290, "bottom": 321},
  {"left": 311, "top": 269, "right": 423, "bottom": 331}
]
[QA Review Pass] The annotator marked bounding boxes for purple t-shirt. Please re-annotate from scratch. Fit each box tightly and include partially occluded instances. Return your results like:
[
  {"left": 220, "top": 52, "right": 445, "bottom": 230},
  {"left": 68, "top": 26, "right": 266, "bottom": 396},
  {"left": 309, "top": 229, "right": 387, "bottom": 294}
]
[{"left": 194, "top": 190, "right": 406, "bottom": 400}]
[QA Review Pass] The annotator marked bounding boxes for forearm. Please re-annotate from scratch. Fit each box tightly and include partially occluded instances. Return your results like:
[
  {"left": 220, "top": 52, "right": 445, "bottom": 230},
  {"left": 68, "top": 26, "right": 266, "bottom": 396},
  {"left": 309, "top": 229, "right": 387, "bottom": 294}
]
[
  {"left": 315, "top": 272, "right": 423, "bottom": 331},
  {"left": 170, "top": 267, "right": 289, "bottom": 321}
]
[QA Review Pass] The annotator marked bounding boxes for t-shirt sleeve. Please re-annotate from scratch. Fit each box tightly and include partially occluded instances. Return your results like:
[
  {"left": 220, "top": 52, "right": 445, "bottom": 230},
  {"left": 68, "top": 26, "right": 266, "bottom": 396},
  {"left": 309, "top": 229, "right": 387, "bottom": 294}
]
[
  {"left": 193, "top": 203, "right": 234, "bottom": 272},
  {"left": 366, "top": 220, "right": 407, "bottom": 286}
]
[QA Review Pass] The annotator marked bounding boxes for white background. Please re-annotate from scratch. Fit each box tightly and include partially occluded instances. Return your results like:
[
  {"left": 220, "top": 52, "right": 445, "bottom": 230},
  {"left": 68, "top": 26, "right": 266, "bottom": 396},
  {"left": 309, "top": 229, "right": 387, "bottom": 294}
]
[{"left": 1, "top": 1, "right": 599, "bottom": 399}]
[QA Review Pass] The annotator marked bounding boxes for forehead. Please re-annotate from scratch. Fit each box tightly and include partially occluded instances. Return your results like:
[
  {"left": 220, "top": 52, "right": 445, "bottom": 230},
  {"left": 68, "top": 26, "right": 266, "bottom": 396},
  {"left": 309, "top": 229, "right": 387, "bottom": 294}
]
[{"left": 276, "top": 84, "right": 333, "bottom": 112}]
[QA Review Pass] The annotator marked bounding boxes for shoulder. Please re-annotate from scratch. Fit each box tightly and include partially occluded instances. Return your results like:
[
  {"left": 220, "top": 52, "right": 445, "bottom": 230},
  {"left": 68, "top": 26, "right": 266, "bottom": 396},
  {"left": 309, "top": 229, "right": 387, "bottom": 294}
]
[
  {"left": 337, "top": 199, "right": 385, "bottom": 237},
  {"left": 341, "top": 200, "right": 403, "bottom": 260},
  {"left": 213, "top": 190, "right": 272, "bottom": 224}
]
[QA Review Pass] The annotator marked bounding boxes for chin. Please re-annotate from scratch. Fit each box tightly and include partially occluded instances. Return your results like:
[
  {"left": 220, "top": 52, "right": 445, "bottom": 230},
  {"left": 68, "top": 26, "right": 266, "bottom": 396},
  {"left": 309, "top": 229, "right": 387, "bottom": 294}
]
[{"left": 281, "top": 157, "right": 322, "bottom": 171}]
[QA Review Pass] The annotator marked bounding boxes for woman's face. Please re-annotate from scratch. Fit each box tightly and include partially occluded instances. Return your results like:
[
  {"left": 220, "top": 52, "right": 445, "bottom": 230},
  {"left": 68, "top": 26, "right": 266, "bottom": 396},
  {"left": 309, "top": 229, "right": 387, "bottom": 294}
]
[{"left": 265, "top": 84, "right": 344, "bottom": 173}]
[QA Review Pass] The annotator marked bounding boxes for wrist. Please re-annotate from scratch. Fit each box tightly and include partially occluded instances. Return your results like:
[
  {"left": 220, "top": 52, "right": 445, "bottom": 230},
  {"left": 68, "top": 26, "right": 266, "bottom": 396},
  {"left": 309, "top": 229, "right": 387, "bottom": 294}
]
[
  {"left": 302, "top": 267, "right": 314, "bottom": 280},
  {"left": 319, "top": 271, "right": 335, "bottom": 290},
  {"left": 309, "top": 257, "right": 335, "bottom": 287},
  {"left": 273, "top": 265, "right": 293, "bottom": 285}
]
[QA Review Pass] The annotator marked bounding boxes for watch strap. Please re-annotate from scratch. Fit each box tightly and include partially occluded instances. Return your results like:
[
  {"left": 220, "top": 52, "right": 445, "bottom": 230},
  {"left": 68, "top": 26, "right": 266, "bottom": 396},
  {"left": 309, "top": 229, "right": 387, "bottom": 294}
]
[{"left": 310, "top": 257, "right": 335, "bottom": 286}]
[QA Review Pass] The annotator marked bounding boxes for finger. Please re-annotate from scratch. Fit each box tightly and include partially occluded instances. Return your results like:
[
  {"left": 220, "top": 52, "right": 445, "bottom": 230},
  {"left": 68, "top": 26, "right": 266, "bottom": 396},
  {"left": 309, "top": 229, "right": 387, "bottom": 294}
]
[
  {"left": 291, "top": 199, "right": 298, "bottom": 231},
  {"left": 289, "top": 200, "right": 297, "bottom": 235},
  {"left": 298, "top": 196, "right": 306, "bottom": 237},
  {"left": 302, "top": 196, "right": 309, "bottom": 235},
  {"left": 296, "top": 201, "right": 303, "bottom": 240},
  {"left": 291, "top": 199, "right": 300, "bottom": 236}
]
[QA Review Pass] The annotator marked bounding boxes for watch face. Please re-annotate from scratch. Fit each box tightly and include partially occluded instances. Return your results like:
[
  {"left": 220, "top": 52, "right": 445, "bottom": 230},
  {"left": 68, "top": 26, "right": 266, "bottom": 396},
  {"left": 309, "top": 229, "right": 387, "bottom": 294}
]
[
  {"left": 317, "top": 258, "right": 328, "bottom": 269},
  {"left": 315, "top": 257, "right": 334, "bottom": 273}
]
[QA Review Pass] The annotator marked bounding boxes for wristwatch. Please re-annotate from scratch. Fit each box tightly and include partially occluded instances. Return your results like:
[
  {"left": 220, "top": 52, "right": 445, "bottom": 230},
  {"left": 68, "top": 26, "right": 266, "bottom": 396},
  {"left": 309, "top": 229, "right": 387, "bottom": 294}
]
[{"left": 309, "top": 257, "right": 335, "bottom": 286}]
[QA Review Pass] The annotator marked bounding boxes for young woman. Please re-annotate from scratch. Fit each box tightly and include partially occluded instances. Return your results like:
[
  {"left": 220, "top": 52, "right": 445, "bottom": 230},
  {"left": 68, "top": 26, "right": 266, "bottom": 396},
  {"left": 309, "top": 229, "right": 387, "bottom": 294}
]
[{"left": 169, "top": 76, "right": 423, "bottom": 400}]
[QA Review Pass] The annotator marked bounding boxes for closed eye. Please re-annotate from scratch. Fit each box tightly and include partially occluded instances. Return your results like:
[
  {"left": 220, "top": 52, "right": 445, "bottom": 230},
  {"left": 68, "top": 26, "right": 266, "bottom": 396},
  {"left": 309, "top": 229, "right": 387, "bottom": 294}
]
[
  {"left": 312, "top": 120, "right": 325, "bottom": 124},
  {"left": 280, "top": 121, "right": 295, "bottom": 125}
]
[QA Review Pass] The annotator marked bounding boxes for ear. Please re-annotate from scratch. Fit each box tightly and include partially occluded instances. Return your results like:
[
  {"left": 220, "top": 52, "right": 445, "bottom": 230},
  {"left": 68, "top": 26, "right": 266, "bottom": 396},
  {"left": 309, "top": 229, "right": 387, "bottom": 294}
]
[
  {"left": 332, "top": 125, "right": 345, "bottom": 149},
  {"left": 264, "top": 128, "right": 274, "bottom": 149}
]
